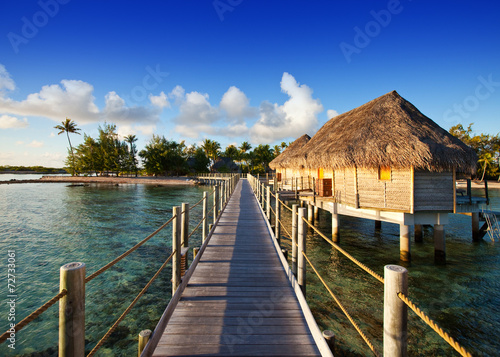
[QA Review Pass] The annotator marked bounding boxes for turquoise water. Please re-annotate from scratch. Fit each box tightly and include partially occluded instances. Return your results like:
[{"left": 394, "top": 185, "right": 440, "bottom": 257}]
[
  {"left": 0, "top": 181, "right": 499, "bottom": 356},
  {"left": 278, "top": 188, "right": 500, "bottom": 356},
  {"left": 0, "top": 182, "right": 208, "bottom": 356}
]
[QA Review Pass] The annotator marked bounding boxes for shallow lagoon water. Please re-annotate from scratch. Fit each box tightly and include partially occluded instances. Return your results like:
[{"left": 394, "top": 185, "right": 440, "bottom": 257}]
[{"left": 0, "top": 182, "right": 499, "bottom": 356}]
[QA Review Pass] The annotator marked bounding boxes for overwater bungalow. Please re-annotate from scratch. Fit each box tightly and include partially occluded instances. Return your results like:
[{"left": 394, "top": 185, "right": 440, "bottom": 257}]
[
  {"left": 270, "top": 134, "right": 311, "bottom": 182},
  {"left": 271, "top": 90, "right": 478, "bottom": 263}
]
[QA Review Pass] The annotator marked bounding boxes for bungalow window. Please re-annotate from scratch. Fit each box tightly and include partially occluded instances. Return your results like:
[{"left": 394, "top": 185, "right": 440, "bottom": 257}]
[{"left": 379, "top": 166, "right": 391, "bottom": 181}]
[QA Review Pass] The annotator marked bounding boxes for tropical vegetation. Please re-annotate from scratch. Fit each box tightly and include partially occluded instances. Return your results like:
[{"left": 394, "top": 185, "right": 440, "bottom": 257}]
[{"left": 449, "top": 123, "right": 500, "bottom": 181}]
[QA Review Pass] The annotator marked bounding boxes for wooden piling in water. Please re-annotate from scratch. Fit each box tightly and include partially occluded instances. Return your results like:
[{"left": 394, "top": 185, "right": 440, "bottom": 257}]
[
  {"left": 298, "top": 207, "right": 307, "bottom": 296},
  {"left": 384, "top": 265, "right": 408, "bottom": 357},
  {"left": 275, "top": 192, "right": 281, "bottom": 245},
  {"left": 266, "top": 186, "right": 271, "bottom": 220},
  {"left": 172, "top": 206, "right": 181, "bottom": 294},
  {"left": 291, "top": 204, "right": 299, "bottom": 276},
  {"left": 400, "top": 225, "right": 411, "bottom": 262},
  {"left": 213, "top": 185, "right": 218, "bottom": 224},
  {"left": 434, "top": 224, "right": 446, "bottom": 264},
  {"left": 138, "top": 329, "right": 152, "bottom": 357},
  {"left": 59, "top": 262, "right": 86, "bottom": 357},
  {"left": 202, "top": 192, "right": 208, "bottom": 243}
]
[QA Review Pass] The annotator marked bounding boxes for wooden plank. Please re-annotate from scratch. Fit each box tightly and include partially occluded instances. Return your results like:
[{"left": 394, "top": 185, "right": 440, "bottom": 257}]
[
  {"left": 148, "top": 179, "right": 322, "bottom": 357},
  {"left": 153, "top": 344, "right": 320, "bottom": 356}
]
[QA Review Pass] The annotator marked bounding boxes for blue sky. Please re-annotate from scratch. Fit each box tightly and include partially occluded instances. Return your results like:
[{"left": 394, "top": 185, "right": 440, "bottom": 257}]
[{"left": 0, "top": 0, "right": 499, "bottom": 167}]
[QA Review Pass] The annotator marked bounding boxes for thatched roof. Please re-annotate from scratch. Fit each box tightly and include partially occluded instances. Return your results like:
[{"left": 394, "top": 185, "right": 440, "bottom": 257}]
[
  {"left": 269, "top": 134, "right": 311, "bottom": 170},
  {"left": 289, "top": 91, "right": 477, "bottom": 174}
]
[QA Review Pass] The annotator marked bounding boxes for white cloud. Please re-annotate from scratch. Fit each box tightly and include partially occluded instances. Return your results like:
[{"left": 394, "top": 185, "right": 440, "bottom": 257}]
[
  {"left": 327, "top": 109, "right": 339, "bottom": 118},
  {"left": 0, "top": 66, "right": 162, "bottom": 128},
  {"left": 250, "top": 72, "right": 323, "bottom": 143},
  {"left": 220, "top": 86, "right": 256, "bottom": 121},
  {"left": 28, "top": 140, "right": 44, "bottom": 148},
  {"left": 169, "top": 85, "right": 185, "bottom": 103},
  {"left": 0, "top": 64, "right": 15, "bottom": 93},
  {"left": 0, "top": 115, "right": 28, "bottom": 129},
  {"left": 16, "top": 141, "right": 24, "bottom": 145},
  {"left": 174, "top": 91, "right": 219, "bottom": 126},
  {"left": 149, "top": 91, "right": 170, "bottom": 108}
]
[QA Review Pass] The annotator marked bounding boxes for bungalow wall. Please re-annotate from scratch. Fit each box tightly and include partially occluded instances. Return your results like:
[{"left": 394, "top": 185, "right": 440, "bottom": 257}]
[{"left": 413, "top": 171, "right": 454, "bottom": 211}]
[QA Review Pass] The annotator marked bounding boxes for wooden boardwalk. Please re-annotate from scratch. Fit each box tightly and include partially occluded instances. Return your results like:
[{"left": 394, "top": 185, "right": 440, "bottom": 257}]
[{"left": 151, "top": 179, "right": 322, "bottom": 356}]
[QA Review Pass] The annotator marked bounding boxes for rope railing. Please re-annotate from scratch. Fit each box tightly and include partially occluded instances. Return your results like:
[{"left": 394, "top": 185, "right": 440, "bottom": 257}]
[
  {"left": 188, "top": 215, "right": 205, "bottom": 240},
  {"left": 303, "top": 252, "right": 379, "bottom": 357},
  {"left": 249, "top": 174, "right": 474, "bottom": 356},
  {"left": 278, "top": 197, "right": 293, "bottom": 212},
  {"left": 301, "top": 216, "right": 385, "bottom": 284},
  {"left": 85, "top": 214, "right": 177, "bottom": 283},
  {"left": 87, "top": 250, "right": 176, "bottom": 356},
  {"left": 0, "top": 182, "right": 230, "bottom": 354},
  {"left": 397, "top": 292, "right": 473, "bottom": 357},
  {"left": 0, "top": 289, "right": 68, "bottom": 343}
]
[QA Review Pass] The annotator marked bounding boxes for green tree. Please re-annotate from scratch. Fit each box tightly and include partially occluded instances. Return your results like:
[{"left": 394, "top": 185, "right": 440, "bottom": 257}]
[
  {"left": 201, "top": 139, "right": 221, "bottom": 172},
  {"left": 139, "top": 135, "right": 187, "bottom": 176},
  {"left": 192, "top": 147, "right": 210, "bottom": 173},
  {"left": 251, "top": 144, "right": 274, "bottom": 173},
  {"left": 54, "top": 118, "right": 81, "bottom": 176},
  {"left": 224, "top": 144, "right": 239, "bottom": 161},
  {"left": 449, "top": 123, "right": 500, "bottom": 180},
  {"left": 124, "top": 134, "right": 138, "bottom": 176},
  {"left": 74, "top": 134, "right": 97, "bottom": 175}
]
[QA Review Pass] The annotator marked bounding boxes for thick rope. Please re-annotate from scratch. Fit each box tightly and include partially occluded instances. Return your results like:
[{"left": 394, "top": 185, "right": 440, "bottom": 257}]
[
  {"left": 303, "top": 253, "right": 379, "bottom": 357},
  {"left": 190, "top": 195, "right": 205, "bottom": 210},
  {"left": 188, "top": 216, "right": 205, "bottom": 240},
  {"left": 302, "top": 216, "right": 385, "bottom": 284},
  {"left": 87, "top": 250, "right": 175, "bottom": 357},
  {"left": 85, "top": 215, "right": 176, "bottom": 283},
  {"left": 0, "top": 289, "right": 67, "bottom": 344},
  {"left": 397, "top": 292, "right": 473, "bottom": 357},
  {"left": 278, "top": 198, "right": 293, "bottom": 212},
  {"left": 277, "top": 216, "right": 292, "bottom": 239}
]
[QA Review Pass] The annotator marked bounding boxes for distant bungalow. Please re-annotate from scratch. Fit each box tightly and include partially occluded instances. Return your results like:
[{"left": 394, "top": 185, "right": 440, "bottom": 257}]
[{"left": 270, "top": 90, "right": 477, "bottom": 263}]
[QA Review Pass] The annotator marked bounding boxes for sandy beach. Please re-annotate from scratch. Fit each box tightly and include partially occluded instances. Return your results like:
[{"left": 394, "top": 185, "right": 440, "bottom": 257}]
[{"left": 1, "top": 175, "right": 199, "bottom": 185}]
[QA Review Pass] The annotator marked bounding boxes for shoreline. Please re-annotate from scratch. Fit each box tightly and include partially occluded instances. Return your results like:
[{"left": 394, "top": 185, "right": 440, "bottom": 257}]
[{"left": 0, "top": 176, "right": 198, "bottom": 186}]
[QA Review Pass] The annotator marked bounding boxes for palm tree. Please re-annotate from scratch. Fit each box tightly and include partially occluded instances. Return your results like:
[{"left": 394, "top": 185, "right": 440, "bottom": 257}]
[
  {"left": 124, "top": 134, "right": 138, "bottom": 177},
  {"left": 239, "top": 141, "right": 252, "bottom": 170},
  {"left": 478, "top": 152, "right": 493, "bottom": 181},
  {"left": 201, "top": 139, "right": 221, "bottom": 172},
  {"left": 54, "top": 118, "right": 80, "bottom": 176}
]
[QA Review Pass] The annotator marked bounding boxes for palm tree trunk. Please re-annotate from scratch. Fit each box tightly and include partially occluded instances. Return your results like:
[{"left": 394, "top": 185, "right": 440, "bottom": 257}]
[
  {"left": 481, "top": 162, "right": 487, "bottom": 181},
  {"left": 67, "top": 131, "right": 76, "bottom": 176}
]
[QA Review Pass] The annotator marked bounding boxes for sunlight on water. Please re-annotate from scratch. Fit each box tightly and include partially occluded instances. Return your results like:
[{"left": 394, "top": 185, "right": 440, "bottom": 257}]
[
  {"left": 0, "top": 182, "right": 499, "bottom": 356},
  {"left": 0, "top": 183, "right": 207, "bottom": 356}
]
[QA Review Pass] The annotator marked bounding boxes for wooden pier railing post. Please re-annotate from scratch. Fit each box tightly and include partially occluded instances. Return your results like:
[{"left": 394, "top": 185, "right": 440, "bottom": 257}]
[
  {"left": 291, "top": 204, "right": 299, "bottom": 275},
  {"left": 202, "top": 191, "right": 208, "bottom": 243},
  {"left": 138, "top": 329, "right": 152, "bottom": 357},
  {"left": 59, "top": 262, "right": 86, "bottom": 357},
  {"left": 297, "top": 207, "right": 307, "bottom": 296},
  {"left": 181, "top": 203, "right": 189, "bottom": 271},
  {"left": 172, "top": 206, "right": 181, "bottom": 294},
  {"left": 219, "top": 183, "right": 224, "bottom": 213},
  {"left": 213, "top": 184, "right": 219, "bottom": 224},
  {"left": 266, "top": 186, "right": 271, "bottom": 220},
  {"left": 384, "top": 265, "right": 408, "bottom": 357},
  {"left": 275, "top": 192, "right": 281, "bottom": 245}
]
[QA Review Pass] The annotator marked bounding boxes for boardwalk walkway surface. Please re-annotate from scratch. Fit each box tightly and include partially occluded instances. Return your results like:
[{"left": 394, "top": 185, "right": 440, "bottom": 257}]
[{"left": 152, "top": 179, "right": 322, "bottom": 356}]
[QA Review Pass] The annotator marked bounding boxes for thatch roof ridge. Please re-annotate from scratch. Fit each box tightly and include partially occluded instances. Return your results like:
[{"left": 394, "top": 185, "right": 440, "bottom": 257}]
[
  {"left": 289, "top": 90, "right": 477, "bottom": 174},
  {"left": 269, "top": 134, "right": 311, "bottom": 169}
]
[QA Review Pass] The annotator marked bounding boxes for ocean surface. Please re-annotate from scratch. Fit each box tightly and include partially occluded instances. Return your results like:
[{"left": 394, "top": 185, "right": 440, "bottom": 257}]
[{"left": 0, "top": 177, "right": 499, "bottom": 356}]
